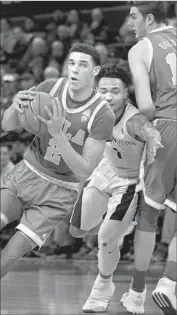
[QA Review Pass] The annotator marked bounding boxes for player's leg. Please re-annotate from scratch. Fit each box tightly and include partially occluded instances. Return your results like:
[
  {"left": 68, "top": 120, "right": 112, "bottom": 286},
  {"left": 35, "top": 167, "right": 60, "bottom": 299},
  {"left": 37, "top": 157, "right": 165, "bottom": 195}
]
[
  {"left": 70, "top": 163, "right": 110, "bottom": 238},
  {"left": 121, "top": 120, "right": 176, "bottom": 314},
  {"left": 0, "top": 164, "right": 24, "bottom": 230},
  {"left": 83, "top": 183, "right": 138, "bottom": 313},
  {"left": 152, "top": 231, "right": 177, "bottom": 315},
  {"left": 152, "top": 187, "right": 177, "bottom": 315},
  {"left": 1, "top": 231, "right": 36, "bottom": 278}
]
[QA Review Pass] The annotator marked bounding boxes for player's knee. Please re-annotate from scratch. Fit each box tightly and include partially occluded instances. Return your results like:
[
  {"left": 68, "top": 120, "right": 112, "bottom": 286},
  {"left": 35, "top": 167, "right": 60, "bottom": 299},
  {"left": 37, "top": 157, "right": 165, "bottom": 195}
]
[
  {"left": 69, "top": 225, "right": 87, "bottom": 238},
  {"left": 137, "top": 203, "right": 160, "bottom": 232},
  {"left": 0, "top": 213, "right": 9, "bottom": 230}
]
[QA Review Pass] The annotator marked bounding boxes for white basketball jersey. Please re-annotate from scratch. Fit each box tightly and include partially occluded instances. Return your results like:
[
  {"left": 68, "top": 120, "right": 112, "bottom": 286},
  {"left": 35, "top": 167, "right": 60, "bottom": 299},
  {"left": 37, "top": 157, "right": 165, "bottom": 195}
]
[{"left": 104, "top": 104, "right": 144, "bottom": 178}]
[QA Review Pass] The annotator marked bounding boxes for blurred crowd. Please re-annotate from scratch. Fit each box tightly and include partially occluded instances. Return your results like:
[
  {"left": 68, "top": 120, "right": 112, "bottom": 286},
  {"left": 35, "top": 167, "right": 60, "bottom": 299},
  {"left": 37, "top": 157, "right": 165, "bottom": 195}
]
[{"left": 1, "top": 3, "right": 176, "bottom": 262}]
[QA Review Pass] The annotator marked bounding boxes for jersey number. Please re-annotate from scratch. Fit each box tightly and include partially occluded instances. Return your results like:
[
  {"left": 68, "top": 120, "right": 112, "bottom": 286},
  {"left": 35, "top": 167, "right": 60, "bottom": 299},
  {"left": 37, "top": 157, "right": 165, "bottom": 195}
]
[{"left": 166, "top": 53, "right": 176, "bottom": 86}]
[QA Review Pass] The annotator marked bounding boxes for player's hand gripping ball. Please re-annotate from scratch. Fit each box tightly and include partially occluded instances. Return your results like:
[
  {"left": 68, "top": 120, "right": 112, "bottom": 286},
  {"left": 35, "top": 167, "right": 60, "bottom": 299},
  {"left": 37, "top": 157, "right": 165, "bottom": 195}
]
[
  {"left": 18, "top": 92, "right": 63, "bottom": 135},
  {"left": 37, "top": 93, "right": 65, "bottom": 138}
]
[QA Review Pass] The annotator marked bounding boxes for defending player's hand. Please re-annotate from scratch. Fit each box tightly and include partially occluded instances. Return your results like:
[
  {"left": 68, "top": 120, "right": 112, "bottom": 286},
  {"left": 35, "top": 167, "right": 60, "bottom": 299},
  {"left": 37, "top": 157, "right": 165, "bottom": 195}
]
[
  {"left": 146, "top": 130, "right": 163, "bottom": 164},
  {"left": 11, "top": 87, "right": 36, "bottom": 114},
  {"left": 37, "top": 98, "right": 65, "bottom": 137}
]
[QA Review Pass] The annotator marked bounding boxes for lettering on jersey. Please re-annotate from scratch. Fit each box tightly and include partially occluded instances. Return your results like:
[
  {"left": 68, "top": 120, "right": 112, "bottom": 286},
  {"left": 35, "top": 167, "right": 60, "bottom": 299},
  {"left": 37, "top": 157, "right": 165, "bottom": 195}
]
[
  {"left": 159, "top": 40, "right": 176, "bottom": 50},
  {"left": 71, "top": 129, "right": 85, "bottom": 146},
  {"left": 44, "top": 119, "right": 85, "bottom": 165},
  {"left": 111, "top": 137, "right": 136, "bottom": 146}
]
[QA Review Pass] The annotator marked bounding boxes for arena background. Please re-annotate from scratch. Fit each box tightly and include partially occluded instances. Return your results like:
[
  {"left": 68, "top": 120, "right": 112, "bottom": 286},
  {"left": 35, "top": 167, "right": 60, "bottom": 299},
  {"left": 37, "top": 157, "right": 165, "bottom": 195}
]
[{"left": 0, "top": 0, "right": 176, "bottom": 261}]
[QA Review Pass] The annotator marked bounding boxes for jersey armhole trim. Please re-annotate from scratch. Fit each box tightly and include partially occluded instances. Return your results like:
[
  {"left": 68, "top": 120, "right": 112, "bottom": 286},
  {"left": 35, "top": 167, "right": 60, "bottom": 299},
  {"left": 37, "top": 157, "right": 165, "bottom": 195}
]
[
  {"left": 50, "top": 78, "right": 65, "bottom": 97},
  {"left": 87, "top": 100, "right": 108, "bottom": 133},
  {"left": 142, "top": 37, "right": 153, "bottom": 72}
]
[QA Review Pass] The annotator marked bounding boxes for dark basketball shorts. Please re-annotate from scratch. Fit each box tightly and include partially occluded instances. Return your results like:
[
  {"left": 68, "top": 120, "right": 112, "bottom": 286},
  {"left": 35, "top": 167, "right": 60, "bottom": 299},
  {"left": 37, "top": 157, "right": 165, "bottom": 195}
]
[
  {"left": 70, "top": 159, "right": 139, "bottom": 231},
  {"left": 0, "top": 160, "right": 78, "bottom": 247}
]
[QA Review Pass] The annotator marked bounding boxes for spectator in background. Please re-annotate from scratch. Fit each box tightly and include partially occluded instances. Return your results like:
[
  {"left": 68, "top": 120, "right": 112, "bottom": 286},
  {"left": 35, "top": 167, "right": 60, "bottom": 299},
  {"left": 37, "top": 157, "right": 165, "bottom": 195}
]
[
  {"left": 89, "top": 8, "right": 108, "bottom": 42},
  {"left": 19, "top": 72, "right": 35, "bottom": 90},
  {"left": 48, "top": 40, "right": 65, "bottom": 71},
  {"left": 17, "top": 36, "right": 47, "bottom": 76},
  {"left": 0, "top": 144, "right": 15, "bottom": 178},
  {"left": 44, "top": 66, "right": 60, "bottom": 80},
  {"left": 66, "top": 10, "right": 86, "bottom": 42},
  {"left": 1, "top": 18, "right": 11, "bottom": 33},
  {"left": 1, "top": 73, "right": 19, "bottom": 109},
  {"left": 22, "top": 16, "right": 37, "bottom": 33},
  {"left": 95, "top": 43, "right": 108, "bottom": 65},
  {"left": 52, "top": 9, "right": 66, "bottom": 25},
  {"left": 56, "top": 25, "right": 71, "bottom": 53},
  {"left": 45, "top": 22, "right": 57, "bottom": 45}
]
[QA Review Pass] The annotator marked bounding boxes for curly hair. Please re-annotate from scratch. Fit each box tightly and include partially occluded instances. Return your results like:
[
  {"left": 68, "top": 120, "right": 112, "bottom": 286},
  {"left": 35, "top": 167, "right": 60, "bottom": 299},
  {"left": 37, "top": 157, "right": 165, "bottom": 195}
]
[{"left": 97, "top": 64, "right": 131, "bottom": 87}]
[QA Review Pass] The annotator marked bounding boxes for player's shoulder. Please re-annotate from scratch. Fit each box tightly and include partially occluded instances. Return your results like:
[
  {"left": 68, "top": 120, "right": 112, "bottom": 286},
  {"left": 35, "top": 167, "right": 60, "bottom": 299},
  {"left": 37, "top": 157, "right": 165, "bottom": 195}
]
[
  {"left": 128, "top": 39, "right": 148, "bottom": 59},
  {"left": 123, "top": 103, "right": 140, "bottom": 121},
  {"left": 91, "top": 96, "right": 115, "bottom": 126},
  {"left": 97, "top": 96, "right": 115, "bottom": 119}
]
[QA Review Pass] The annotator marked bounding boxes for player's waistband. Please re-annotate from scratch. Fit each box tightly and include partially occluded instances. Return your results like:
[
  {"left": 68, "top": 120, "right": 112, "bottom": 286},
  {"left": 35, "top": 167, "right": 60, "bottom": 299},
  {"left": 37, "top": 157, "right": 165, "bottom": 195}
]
[{"left": 24, "top": 160, "right": 79, "bottom": 191}]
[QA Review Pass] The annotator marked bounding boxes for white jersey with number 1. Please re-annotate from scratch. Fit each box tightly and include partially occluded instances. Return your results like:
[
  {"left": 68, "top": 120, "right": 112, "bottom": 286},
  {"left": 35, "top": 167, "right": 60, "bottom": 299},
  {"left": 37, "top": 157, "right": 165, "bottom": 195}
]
[{"left": 104, "top": 103, "right": 144, "bottom": 178}]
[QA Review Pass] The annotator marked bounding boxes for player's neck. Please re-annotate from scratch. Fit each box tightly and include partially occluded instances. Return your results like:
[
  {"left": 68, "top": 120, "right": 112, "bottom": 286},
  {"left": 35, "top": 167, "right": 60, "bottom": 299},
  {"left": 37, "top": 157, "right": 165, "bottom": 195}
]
[
  {"left": 114, "top": 104, "right": 127, "bottom": 123},
  {"left": 68, "top": 85, "right": 94, "bottom": 103}
]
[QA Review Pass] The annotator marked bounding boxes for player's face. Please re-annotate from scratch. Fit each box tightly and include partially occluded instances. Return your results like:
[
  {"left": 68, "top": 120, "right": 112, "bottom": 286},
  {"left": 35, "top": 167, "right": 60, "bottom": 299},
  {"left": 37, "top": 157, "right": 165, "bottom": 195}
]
[
  {"left": 128, "top": 7, "right": 147, "bottom": 40},
  {"left": 98, "top": 77, "right": 127, "bottom": 115},
  {"left": 68, "top": 52, "right": 99, "bottom": 91}
]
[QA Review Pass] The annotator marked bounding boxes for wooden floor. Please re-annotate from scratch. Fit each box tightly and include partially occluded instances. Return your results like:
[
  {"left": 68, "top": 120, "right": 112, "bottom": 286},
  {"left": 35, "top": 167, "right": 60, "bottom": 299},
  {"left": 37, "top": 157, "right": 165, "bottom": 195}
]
[{"left": 1, "top": 258, "right": 164, "bottom": 315}]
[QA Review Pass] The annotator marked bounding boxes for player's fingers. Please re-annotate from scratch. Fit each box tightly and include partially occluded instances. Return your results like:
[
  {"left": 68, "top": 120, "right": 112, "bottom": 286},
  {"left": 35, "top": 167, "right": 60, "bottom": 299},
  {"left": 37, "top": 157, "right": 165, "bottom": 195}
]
[
  {"left": 55, "top": 98, "right": 63, "bottom": 117},
  {"left": 44, "top": 106, "right": 53, "bottom": 119},
  {"left": 52, "top": 98, "right": 59, "bottom": 118},
  {"left": 37, "top": 115, "right": 48, "bottom": 125},
  {"left": 29, "top": 86, "right": 36, "bottom": 91},
  {"left": 19, "top": 90, "right": 36, "bottom": 96}
]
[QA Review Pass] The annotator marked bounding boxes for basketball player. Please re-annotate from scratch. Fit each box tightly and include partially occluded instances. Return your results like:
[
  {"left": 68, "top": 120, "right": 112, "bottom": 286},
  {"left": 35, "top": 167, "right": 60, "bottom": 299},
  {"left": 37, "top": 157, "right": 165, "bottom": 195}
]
[
  {"left": 69, "top": 64, "right": 162, "bottom": 312},
  {"left": 121, "top": 2, "right": 177, "bottom": 314},
  {"left": 0, "top": 43, "right": 115, "bottom": 279}
]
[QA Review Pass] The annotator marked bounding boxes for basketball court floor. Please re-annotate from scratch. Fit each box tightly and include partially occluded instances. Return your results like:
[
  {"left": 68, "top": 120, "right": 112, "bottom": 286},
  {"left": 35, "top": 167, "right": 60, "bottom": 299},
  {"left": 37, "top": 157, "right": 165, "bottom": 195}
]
[{"left": 1, "top": 258, "right": 165, "bottom": 315}]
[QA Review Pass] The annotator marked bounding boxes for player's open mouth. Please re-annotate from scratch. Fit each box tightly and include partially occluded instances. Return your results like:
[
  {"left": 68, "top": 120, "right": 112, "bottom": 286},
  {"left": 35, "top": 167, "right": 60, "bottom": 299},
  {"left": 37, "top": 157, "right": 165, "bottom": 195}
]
[{"left": 71, "top": 77, "right": 78, "bottom": 82}]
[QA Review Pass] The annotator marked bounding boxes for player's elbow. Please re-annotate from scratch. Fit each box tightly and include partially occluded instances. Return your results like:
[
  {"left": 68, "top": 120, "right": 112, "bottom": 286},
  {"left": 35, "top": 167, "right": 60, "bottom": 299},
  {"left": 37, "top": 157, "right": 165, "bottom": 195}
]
[{"left": 139, "top": 103, "right": 155, "bottom": 121}]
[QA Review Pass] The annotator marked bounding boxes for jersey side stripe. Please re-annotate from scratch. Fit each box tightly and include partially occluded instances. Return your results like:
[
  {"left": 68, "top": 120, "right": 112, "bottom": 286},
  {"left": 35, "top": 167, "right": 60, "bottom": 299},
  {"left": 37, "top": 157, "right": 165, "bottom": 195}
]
[
  {"left": 87, "top": 100, "right": 108, "bottom": 132},
  {"left": 142, "top": 37, "right": 154, "bottom": 72},
  {"left": 50, "top": 78, "right": 65, "bottom": 97}
]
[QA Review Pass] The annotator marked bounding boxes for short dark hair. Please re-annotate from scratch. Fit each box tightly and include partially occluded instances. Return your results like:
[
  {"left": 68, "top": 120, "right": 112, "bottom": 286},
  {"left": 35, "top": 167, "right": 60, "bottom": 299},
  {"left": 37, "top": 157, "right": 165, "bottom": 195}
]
[
  {"left": 128, "top": 1, "right": 167, "bottom": 23},
  {"left": 69, "top": 43, "right": 101, "bottom": 66},
  {"left": 97, "top": 64, "right": 131, "bottom": 87}
]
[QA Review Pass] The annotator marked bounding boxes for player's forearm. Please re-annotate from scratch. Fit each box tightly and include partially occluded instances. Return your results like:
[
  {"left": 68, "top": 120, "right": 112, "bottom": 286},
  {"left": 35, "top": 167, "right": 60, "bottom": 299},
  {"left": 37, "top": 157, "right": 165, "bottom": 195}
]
[
  {"left": 2, "top": 107, "right": 20, "bottom": 131},
  {"left": 54, "top": 132, "right": 94, "bottom": 181},
  {"left": 127, "top": 113, "right": 158, "bottom": 142}
]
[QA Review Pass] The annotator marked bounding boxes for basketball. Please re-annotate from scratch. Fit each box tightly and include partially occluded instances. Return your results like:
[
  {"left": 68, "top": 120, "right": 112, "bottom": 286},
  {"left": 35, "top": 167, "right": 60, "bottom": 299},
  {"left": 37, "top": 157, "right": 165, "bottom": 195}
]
[{"left": 18, "top": 92, "right": 59, "bottom": 135}]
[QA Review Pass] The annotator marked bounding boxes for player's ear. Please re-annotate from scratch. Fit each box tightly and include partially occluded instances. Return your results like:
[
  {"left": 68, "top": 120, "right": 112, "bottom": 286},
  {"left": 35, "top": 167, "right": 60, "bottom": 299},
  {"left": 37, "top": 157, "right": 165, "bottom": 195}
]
[
  {"left": 146, "top": 13, "right": 154, "bottom": 25},
  {"left": 93, "top": 66, "right": 101, "bottom": 77},
  {"left": 124, "top": 88, "right": 128, "bottom": 100}
]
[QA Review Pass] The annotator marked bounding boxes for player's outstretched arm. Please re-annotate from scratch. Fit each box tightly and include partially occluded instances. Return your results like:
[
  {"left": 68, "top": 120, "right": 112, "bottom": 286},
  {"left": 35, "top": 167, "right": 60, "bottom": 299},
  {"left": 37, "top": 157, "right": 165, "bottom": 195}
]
[
  {"left": 126, "top": 113, "right": 163, "bottom": 164},
  {"left": 128, "top": 42, "right": 156, "bottom": 121},
  {"left": 2, "top": 89, "right": 36, "bottom": 131}
]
